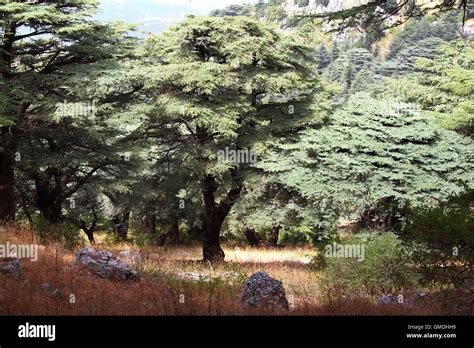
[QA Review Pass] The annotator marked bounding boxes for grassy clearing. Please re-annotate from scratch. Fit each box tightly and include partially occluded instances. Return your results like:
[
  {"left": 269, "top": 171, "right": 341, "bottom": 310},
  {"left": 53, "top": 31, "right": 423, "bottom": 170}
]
[{"left": 0, "top": 226, "right": 471, "bottom": 315}]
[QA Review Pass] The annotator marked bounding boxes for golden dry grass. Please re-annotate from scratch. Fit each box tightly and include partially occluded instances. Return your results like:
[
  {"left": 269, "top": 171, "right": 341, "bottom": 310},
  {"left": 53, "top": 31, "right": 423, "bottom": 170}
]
[{"left": 0, "top": 225, "right": 470, "bottom": 316}]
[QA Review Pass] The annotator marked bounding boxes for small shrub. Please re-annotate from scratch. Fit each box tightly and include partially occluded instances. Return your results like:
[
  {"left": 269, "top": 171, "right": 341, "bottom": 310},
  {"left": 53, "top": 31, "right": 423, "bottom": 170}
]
[
  {"left": 32, "top": 217, "right": 84, "bottom": 249},
  {"left": 320, "top": 232, "right": 419, "bottom": 299},
  {"left": 133, "top": 232, "right": 153, "bottom": 247}
]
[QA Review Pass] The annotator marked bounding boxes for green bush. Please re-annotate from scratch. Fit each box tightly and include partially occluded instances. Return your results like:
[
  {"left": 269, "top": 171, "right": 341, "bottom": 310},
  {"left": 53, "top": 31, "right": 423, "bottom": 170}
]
[
  {"left": 401, "top": 190, "right": 474, "bottom": 288},
  {"left": 32, "top": 217, "right": 85, "bottom": 249},
  {"left": 320, "top": 232, "right": 419, "bottom": 299},
  {"left": 133, "top": 232, "right": 153, "bottom": 247}
]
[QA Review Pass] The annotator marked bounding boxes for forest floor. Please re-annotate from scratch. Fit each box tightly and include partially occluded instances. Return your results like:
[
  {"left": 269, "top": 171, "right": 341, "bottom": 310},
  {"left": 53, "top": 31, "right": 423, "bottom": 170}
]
[{"left": 0, "top": 227, "right": 472, "bottom": 315}]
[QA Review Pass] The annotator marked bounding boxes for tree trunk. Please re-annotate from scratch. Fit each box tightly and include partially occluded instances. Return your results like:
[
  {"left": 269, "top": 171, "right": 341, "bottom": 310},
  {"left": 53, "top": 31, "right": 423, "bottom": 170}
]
[
  {"left": 200, "top": 172, "right": 243, "bottom": 262},
  {"left": 112, "top": 209, "right": 130, "bottom": 242},
  {"left": 169, "top": 218, "right": 180, "bottom": 245},
  {"left": 38, "top": 203, "right": 63, "bottom": 224},
  {"left": 155, "top": 218, "right": 180, "bottom": 246},
  {"left": 244, "top": 227, "right": 263, "bottom": 247},
  {"left": 81, "top": 226, "right": 95, "bottom": 244},
  {"left": 269, "top": 225, "right": 280, "bottom": 247},
  {"left": 155, "top": 233, "right": 166, "bottom": 246},
  {"left": 0, "top": 23, "right": 17, "bottom": 222},
  {"left": 79, "top": 214, "right": 97, "bottom": 245},
  {"left": 142, "top": 212, "right": 156, "bottom": 235},
  {"left": 202, "top": 210, "right": 226, "bottom": 262},
  {"left": 36, "top": 190, "right": 63, "bottom": 224},
  {"left": 0, "top": 149, "right": 15, "bottom": 222}
]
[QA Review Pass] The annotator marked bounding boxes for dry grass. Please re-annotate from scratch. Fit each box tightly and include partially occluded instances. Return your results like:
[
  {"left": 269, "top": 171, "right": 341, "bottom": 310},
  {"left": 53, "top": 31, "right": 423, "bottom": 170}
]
[{"left": 0, "top": 226, "right": 471, "bottom": 316}]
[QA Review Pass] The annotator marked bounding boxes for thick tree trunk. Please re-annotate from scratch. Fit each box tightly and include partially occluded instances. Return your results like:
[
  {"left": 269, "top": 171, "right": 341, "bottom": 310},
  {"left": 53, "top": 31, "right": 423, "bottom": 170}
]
[
  {"left": 244, "top": 227, "right": 263, "bottom": 247},
  {"left": 0, "top": 150, "right": 15, "bottom": 222},
  {"left": 202, "top": 210, "right": 226, "bottom": 262},
  {"left": 200, "top": 171, "right": 243, "bottom": 262},
  {"left": 38, "top": 203, "right": 62, "bottom": 224},
  {"left": 112, "top": 209, "right": 130, "bottom": 242},
  {"left": 201, "top": 175, "right": 233, "bottom": 263},
  {"left": 36, "top": 189, "right": 63, "bottom": 224},
  {"left": 269, "top": 225, "right": 280, "bottom": 247},
  {"left": 1, "top": 23, "right": 18, "bottom": 222}
]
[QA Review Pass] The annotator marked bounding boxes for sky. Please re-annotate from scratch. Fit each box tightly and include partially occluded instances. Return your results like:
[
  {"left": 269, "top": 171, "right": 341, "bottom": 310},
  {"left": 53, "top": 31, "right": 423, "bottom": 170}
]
[{"left": 97, "top": 0, "right": 260, "bottom": 33}]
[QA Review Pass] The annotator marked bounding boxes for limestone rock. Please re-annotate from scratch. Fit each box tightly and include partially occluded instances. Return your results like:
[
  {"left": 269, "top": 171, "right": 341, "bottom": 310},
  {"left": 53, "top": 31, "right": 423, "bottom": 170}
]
[
  {"left": 0, "top": 259, "right": 22, "bottom": 280},
  {"left": 241, "top": 271, "right": 289, "bottom": 311},
  {"left": 74, "top": 248, "right": 140, "bottom": 282}
]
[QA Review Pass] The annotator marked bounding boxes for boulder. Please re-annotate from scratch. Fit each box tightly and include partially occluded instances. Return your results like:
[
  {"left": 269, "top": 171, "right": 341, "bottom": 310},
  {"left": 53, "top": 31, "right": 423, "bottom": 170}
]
[
  {"left": 74, "top": 248, "right": 140, "bottom": 282},
  {"left": 0, "top": 259, "right": 22, "bottom": 280},
  {"left": 241, "top": 271, "right": 289, "bottom": 311}
]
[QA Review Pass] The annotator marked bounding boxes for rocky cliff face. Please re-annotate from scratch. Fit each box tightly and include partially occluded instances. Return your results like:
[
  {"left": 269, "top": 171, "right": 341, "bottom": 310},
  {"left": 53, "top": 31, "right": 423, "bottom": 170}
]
[
  {"left": 259, "top": 0, "right": 366, "bottom": 40},
  {"left": 281, "top": 0, "right": 365, "bottom": 16}
]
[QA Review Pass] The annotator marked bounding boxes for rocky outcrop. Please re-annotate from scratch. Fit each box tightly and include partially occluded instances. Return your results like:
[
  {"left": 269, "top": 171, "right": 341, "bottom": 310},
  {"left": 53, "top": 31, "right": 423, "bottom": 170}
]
[
  {"left": 241, "top": 271, "right": 289, "bottom": 311},
  {"left": 73, "top": 248, "right": 140, "bottom": 282}
]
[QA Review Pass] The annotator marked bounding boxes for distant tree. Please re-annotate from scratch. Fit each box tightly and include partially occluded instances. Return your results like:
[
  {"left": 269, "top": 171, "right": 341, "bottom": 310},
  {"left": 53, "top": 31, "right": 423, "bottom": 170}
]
[
  {"left": 315, "top": 44, "right": 331, "bottom": 72},
  {"left": 349, "top": 63, "right": 374, "bottom": 95},
  {"left": 210, "top": 4, "right": 252, "bottom": 17},
  {"left": 324, "top": 47, "right": 374, "bottom": 96},
  {"left": 377, "top": 13, "right": 460, "bottom": 76},
  {"left": 381, "top": 40, "right": 474, "bottom": 135}
]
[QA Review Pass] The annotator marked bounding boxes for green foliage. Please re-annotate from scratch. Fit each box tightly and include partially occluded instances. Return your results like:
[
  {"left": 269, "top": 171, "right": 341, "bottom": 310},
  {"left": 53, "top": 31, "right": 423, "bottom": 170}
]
[
  {"left": 210, "top": 4, "right": 253, "bottom": 17},
  {"left": 378, "top": 13, "right": 460, "bottom": 76},
  {"left": 1, "top": 0, "right": 473, "bottom": 259},
  {"left": 387, "top": 13, "right": 459, "bottom": 60},
  {"left": 135, "top": 16, "right": 319, "bottom": 253},
  {"left": 133, "top": 231, "right": 153, "bottom": 247},
  {"left": 32, "top": 217, "right": 85, "bottom": 249},
  {"left": 381, "top": 40, "right": 474, "bottom": 135},
  {"left": 259, "top": 94, "right": 473, "bottom": 221},
  {"left": 402, "top": 190, "right": 474, "bottom": 288},
  {"left": 325, "top": 47, "right": 375, "bottom": 97},
  {"left": 1, "top": 0, "right": 139, "bottom": 229},
  {"left": 315, "top": 44, "right": 331, "bottom": 72},
  {"left": 320, "top": 232, "right": 419, "bottom": 298}
]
